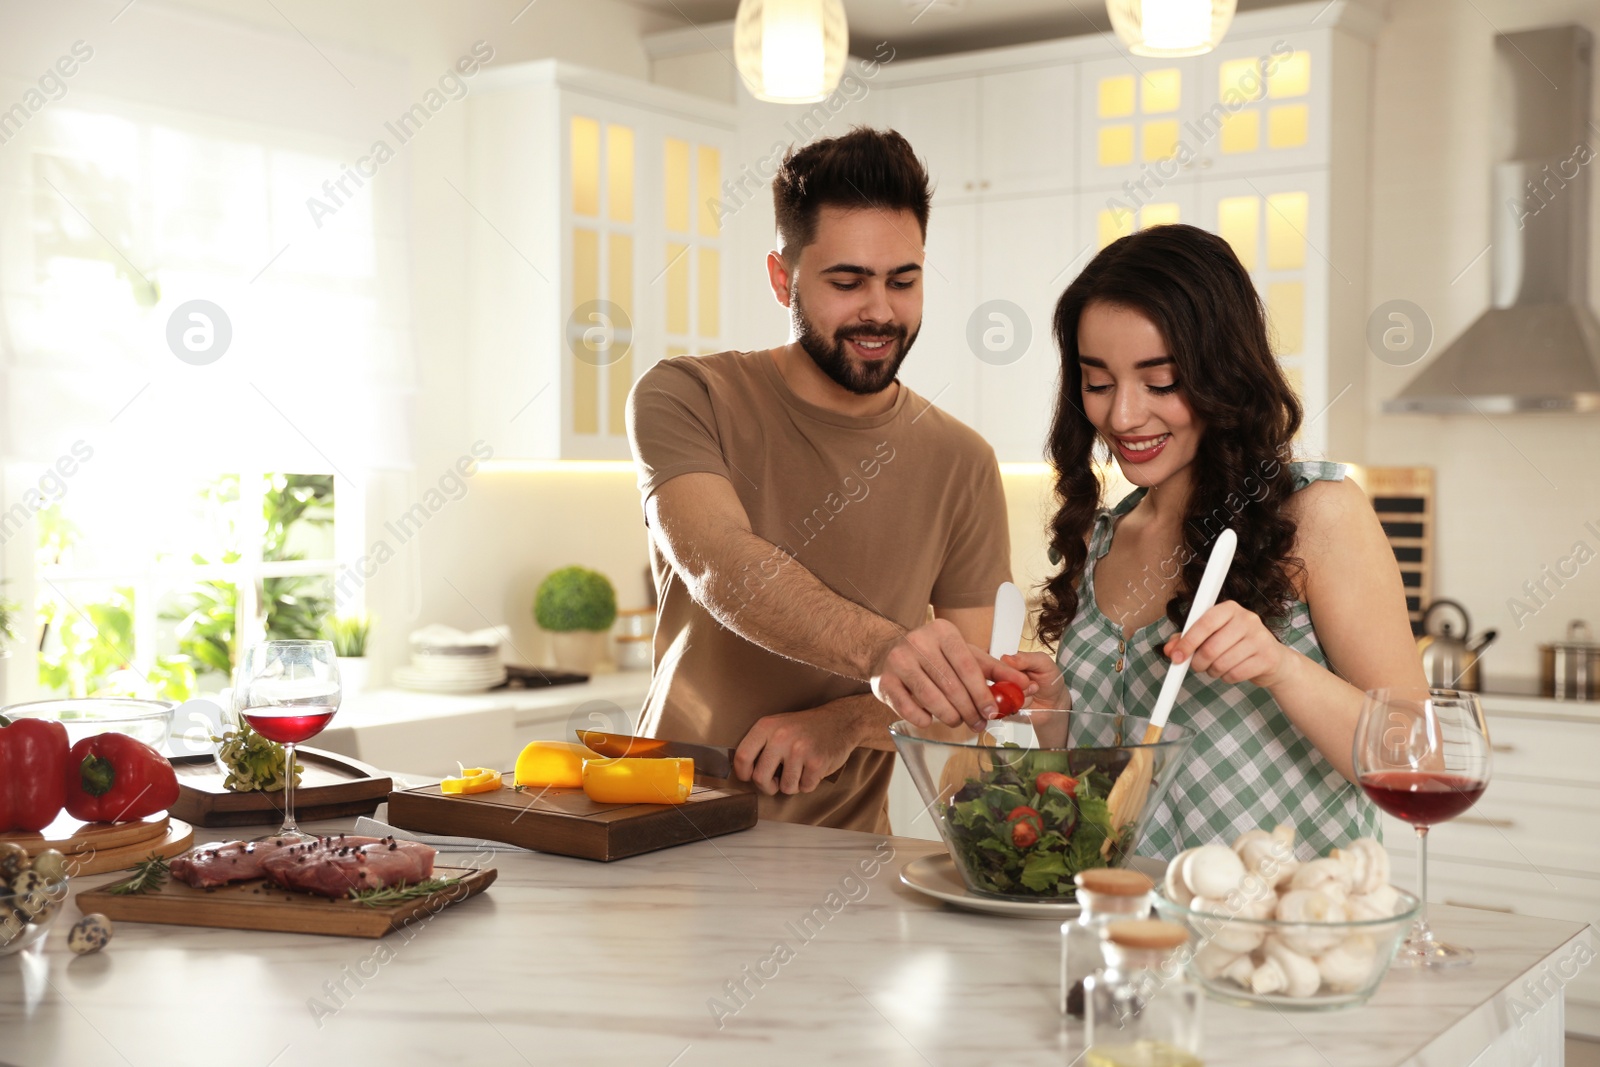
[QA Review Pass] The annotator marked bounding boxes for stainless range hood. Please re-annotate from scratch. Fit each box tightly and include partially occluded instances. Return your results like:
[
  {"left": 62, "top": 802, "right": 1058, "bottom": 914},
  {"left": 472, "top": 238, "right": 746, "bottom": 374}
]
[{"left": 1386, "top": 26, "right": 1600, "bottom": 414}]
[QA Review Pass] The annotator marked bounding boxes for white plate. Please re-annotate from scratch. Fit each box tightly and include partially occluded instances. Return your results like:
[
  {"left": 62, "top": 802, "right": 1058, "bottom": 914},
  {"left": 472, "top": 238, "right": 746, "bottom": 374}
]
[
  {"left": 899, "top": 854, "right": 1081, "bottom": 920},
  {"left": 393, "top": 667, "right": 506, "bottom": 692}
]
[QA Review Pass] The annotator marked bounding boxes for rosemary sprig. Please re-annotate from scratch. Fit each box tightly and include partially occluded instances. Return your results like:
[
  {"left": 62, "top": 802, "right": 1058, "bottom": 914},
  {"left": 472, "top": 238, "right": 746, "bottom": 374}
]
[
  {"left": 106, "top": 853, "right": 171, "bottom": 895},
  {"left": 346, "top": 877, "right": 462, "bottom": 907}
]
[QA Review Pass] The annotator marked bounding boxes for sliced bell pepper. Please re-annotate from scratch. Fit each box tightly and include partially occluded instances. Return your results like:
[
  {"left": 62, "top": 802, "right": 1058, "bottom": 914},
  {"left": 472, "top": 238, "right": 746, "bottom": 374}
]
[
  {"left": 514, "top": 741, "right": 599, "bottom": 789},
  {"left": 441, "top": 767, "right": 502, "bottom": 795},
  {"left": 64, "top": 733, "right": 179, "bottom": 823},
  {"left": 0, "top": 716, "right": 70, "bottom": 832},
  {"left": 581, "top": 757, "right": 693, "bottom": 805}
]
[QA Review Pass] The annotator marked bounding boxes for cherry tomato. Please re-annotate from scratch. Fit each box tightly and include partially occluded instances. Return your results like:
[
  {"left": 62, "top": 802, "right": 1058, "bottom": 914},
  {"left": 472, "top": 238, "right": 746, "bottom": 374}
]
[
  {"left": 989, "top": 680, "right": 1025, "bottom": 718},
  {"left": 1006, "top": 805, "right": 1042, "bottom": 848},
  {"left": 1035, "top": 771, "right": 1078, "bottom": 798}
]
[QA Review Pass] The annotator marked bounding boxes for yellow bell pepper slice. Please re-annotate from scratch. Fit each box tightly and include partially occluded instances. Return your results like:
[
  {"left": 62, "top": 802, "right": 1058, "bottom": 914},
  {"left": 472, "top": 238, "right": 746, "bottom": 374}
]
[
  {"left": 514, "top": 741, "right": 600, "bottom": 789},
  {"left": 441, "top": 767, "right": 502, "bottom": 794},
  {"left": 581, "top": 757, "right": 693, "bottom": 805}
]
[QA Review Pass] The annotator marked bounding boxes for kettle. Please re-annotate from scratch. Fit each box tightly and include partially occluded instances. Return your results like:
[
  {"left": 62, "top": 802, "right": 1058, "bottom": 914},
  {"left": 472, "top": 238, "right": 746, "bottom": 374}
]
[{"left": 1416, "top": 599, "right": 1497, "bottom": 692}]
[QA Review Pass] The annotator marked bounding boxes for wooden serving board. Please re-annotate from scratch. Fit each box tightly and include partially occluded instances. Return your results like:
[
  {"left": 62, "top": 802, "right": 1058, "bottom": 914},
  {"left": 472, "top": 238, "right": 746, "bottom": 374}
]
[
  {"left": 67, "top": 819, "right": 194, "bottom": 876},
  {"left": 386, "top": 778, "right": 758, "bottom": 862},
  {"left": 77, "top": 864, "right": 496, "bottom": 938},
  {"left": 0, "top": 811, "right": 170, "bottom": 856},
  {"left": 172, "top": 747, "right": 392, "bottom": 827}
]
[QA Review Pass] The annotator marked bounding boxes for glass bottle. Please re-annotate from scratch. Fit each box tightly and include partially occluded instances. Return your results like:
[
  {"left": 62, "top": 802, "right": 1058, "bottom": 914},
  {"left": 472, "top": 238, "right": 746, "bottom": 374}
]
[
  {"left": 1083, "top": 919, "right": 1203, "bottom": 1067},
  {"left": 1062, "top": 868, "right": 1154, "bottom": 1017}
]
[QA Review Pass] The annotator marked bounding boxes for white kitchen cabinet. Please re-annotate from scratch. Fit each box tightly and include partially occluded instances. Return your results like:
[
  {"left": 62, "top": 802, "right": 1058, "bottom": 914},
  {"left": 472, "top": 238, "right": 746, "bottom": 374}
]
[
  {"left": 879, "top": 63, "right": 1075, "bottom": 202},
  {"left": 899, "top": 200, "right": 979, "bottom": 427},
  {"left": 973, "top": 194, "right": 1077, "bottom": 462},
  {"left": 466, "top": 62, "right": 736, "bottom": 459},
  {"left": 881, "top": 75, "right": 981, "bottom": 200},
  {"left": 978, "top": 65, "right": 1077, "bottom": 198}
]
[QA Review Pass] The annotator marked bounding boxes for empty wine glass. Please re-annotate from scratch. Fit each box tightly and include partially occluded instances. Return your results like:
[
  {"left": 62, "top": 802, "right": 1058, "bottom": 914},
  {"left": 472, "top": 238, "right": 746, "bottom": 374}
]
[
  {"left": 235, "top": 640, "right": 342, "bottom": 840},
  {"left": 1353, "top": 687, "right": 1491, "bottom": 968}
]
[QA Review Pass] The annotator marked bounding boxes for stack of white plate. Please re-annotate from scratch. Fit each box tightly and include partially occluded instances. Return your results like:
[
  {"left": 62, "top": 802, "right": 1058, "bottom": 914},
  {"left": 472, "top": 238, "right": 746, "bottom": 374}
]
[{"left": 392, "top": 625, "right": 507, "bottom": 693}]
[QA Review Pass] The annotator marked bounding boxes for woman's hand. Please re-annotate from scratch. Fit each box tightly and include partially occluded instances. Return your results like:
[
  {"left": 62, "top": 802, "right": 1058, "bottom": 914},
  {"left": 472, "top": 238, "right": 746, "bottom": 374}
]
[
  {"left": 1163, "top": 601, "right": 1298, "bottom": 690},
  {"left": 1001, "top": 652, "right": 1069, "bottom": 711}
]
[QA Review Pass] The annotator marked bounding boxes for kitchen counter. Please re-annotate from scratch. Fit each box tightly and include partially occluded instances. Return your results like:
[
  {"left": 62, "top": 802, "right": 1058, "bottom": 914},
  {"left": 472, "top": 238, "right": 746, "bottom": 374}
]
[
  {"left": 3, "top": 817, "right": 1593, "bottom": 1066},
  {"left": 314, "top": 672, "right": 653, "bottom": 779}
]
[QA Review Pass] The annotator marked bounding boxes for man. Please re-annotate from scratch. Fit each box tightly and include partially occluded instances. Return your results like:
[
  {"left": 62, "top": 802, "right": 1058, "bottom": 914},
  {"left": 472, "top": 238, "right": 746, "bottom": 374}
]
[{"left": 626, "top": 127, "right": 1030, "bottom": 833}]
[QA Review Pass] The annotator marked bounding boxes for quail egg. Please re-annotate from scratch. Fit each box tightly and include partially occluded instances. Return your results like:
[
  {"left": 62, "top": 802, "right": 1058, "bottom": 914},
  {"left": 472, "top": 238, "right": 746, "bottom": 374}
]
[{"left": 67, "top": 913, "right": 113, "bottom": 955}]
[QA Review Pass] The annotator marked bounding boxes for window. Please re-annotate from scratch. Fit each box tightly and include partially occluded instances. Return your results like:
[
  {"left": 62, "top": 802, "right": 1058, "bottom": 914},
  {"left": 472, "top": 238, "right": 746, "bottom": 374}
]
[{"left": 1, "top": 101, "right": 410, "bottom": 702}]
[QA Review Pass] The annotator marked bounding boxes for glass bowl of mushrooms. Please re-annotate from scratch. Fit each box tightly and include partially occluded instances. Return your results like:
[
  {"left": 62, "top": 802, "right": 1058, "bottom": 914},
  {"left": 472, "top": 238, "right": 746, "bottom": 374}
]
[{"left": 1151, "top": 827, "right": 1421, "bottom": 1010}]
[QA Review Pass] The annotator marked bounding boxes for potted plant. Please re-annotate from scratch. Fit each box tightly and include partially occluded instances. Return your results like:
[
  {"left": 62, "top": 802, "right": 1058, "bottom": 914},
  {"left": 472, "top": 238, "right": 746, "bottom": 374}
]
[
  {"left": 0, "top": 583, "right": 19, "bottom": 661},
  {"left": 534, "top": 566, "right": 617, "bottom": 673},
  {"left": 322, "top": 613, "right": 371, "bottom": 697}
]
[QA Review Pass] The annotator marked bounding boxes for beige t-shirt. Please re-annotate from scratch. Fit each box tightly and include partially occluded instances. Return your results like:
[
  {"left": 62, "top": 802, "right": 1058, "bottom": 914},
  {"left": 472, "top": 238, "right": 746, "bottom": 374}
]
[{"left": 626, "top": 349, "right": 1012, "bottom": 832}]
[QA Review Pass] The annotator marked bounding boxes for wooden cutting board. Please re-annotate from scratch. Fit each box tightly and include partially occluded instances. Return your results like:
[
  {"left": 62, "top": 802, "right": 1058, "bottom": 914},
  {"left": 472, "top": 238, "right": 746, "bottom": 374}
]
[
  {"left": 386, "top": 778, "right": 758, "bottom": 862},
  {"left": 0, "top": 811, "right": 170, "bottom": 856},
  {"left": 67, "top": 819, "right": 195, "bottom": 876},
  {"left": 172, "top": 747, "right": 392, "bottom": 827},
  {"left": 76, "top": 863, "right": 496, "bottom": 938}
]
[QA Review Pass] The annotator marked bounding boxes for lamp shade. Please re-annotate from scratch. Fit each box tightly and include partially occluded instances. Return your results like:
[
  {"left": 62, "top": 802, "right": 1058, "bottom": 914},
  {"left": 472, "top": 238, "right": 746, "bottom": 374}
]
[
  {"left": 1106, "top": 0, "right": 1237, "bottom": 57},
  {"left": 733, "top": 0, "right": 849, "bottom": 104}
]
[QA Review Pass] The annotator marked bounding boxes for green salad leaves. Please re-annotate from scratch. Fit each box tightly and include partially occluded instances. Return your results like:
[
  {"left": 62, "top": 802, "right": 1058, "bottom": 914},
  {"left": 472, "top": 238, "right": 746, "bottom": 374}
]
[{"left": 946, "top": 744, "right": 1125, "bottom": 898}]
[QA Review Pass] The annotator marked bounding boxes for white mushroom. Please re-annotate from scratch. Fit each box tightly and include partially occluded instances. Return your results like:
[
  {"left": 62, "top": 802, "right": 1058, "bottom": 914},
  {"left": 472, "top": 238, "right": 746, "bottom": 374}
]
[
  {"left": 1316, "top": 934, "right": 1379, "bottom": 993},
  {"left": 1352, "top": 839, "right": 1390, "bottom": 894},
  {"left": 1289, "top": 857, "right": 1354, "bottom": 902},
  {"left": 1346, "top": 883, "right": 1401, "bottom": 922},
  {"left": 1183, "top": 844, "right": 1247, "bottom": 900},
  {"left": 1275, "top": 889, "right": 1347, "bottom": 955},
  {"left": 1328, "top": 844, "right": 1368, "bottom": 894},
  {"left": 1221, "top": 953, "right": 1257, "bottom": 987},
  {"left": 1231, "top": 828, "right": 1273, "bottom": 861},
  {"left": 1193, "top": 897, "right": 1267, "bottom": 954},
  {"left": 1191, "top": 940, "right": 1241, "bottom": 980},
  {"left": 1249, "top": 956, "right": 1287, "bottom": 995},
  {"left": 1236, "top": 830, "right": 1299, "bottom": 888},
  {"left": 1264, "top": 937, "right": 1323, "bottom": 998},
  {"left": 1164, "top": 847, "right": 1200, "bottom": 906},
  {"left": 1227, "top": 872, "right": 1278, "bottom": 917}
]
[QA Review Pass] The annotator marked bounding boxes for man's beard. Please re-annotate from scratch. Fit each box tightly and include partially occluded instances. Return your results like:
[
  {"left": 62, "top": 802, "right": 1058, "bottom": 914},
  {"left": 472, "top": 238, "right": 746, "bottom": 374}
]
[{"left": 790, "top": 287, "right": 917, "bottom": 396}]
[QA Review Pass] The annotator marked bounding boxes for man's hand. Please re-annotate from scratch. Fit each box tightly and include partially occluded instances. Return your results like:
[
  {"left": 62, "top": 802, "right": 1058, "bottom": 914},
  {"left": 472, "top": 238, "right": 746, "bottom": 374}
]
[
  {"left": 870, "top": 618, "right": 1035, "bottom": 731},
  {"left": 734, "top": 704, "right": 863, "bottom": 796}
]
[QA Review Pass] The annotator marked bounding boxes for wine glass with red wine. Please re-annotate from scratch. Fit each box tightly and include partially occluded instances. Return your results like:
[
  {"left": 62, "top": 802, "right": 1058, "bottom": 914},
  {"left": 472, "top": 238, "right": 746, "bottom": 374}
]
[
  {"left": 236, "top": 640, "right": 342, "bottom": 840},
  {"left": 1354, "top": 687, "right": 1491, "bottom": 968}
]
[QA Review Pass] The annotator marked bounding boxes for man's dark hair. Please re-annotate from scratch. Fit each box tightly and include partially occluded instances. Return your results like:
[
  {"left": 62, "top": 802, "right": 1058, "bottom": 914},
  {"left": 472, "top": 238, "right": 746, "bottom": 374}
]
[{"left": 771, "top": 127, "right": 931, "bottom": 262}]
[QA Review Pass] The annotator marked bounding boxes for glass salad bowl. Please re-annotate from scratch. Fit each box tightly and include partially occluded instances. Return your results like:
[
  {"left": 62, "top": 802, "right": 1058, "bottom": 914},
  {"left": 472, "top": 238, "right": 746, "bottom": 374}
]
[
  {"left": 1, "top": 698, "right": 175, "bottom": 749},
  {"left": 891, "top": 709, "right": 1194, "bottom": 902}
]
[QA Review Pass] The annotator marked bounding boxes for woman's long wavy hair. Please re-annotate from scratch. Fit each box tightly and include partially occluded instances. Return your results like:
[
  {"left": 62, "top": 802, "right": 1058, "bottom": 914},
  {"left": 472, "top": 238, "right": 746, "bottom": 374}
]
[{"left": 1036, "top": 224, "right": 1305, "bottom": 650}]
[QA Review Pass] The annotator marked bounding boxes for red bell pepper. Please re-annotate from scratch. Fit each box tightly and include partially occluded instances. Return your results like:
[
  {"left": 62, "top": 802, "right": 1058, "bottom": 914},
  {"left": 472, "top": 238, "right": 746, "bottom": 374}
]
[
  {"left": 64, "top": 733, "right": 179, "bottom": 823},
  {"left": 0, "top": 714, "right": 70, "bottom": 832}
]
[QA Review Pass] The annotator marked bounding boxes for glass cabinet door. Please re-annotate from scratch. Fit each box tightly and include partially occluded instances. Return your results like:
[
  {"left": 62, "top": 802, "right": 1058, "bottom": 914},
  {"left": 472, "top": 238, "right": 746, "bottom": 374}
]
[
  {"left": 567, "top": 111, "right": 637, "bottom": 445},
  {"left": 1200, "top": 170, "right": 1332, "bottom": 451},
  {"left": 1075, "top": 56, "right": 1201, "bottom": 192},
  {"left": 661, "top": 133, "right": 726, "bottom": 366},
  {"left": 1200, "top": 34, "right": 1327, "bottom": 176}
]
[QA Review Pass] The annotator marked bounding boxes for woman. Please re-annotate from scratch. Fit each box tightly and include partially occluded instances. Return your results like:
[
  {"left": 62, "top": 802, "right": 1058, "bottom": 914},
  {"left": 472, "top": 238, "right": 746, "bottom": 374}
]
[{"left": 1005, "top": 224, "right": 1426, "bottom": 860}]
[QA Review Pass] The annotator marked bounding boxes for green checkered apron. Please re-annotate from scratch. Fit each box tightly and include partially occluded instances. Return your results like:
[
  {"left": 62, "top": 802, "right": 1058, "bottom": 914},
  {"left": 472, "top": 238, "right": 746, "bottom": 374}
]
[{"left": 1056, "top": 460, "right": 1379, "bottom": 861}]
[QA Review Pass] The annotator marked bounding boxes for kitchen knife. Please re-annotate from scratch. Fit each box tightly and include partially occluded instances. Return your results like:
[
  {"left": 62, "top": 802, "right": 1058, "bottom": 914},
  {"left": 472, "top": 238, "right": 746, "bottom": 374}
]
[
  {"left": 575, "top": 729, "right": 843, "bottom": 785},
  {"left": 989, "top": 580, "right": 1034, "bottom": 738},
  {"left": 990, "top": 581, "right": 1026, "bottom": 659}
]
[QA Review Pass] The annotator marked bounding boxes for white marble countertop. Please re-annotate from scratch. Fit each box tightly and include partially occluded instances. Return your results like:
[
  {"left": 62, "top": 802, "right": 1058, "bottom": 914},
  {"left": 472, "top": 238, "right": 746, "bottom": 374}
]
[
  {"left": 2, "top": 816, "right": 1593, "bottom": 1067},
  {"left": 335, "top": 671, "right": 654, "bottom": 729}
]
